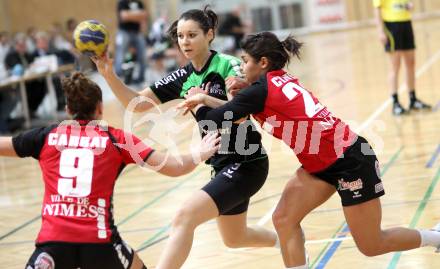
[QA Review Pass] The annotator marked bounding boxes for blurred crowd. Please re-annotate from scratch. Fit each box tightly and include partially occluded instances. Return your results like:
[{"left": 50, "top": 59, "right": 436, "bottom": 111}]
[
  {"left": 0, "top": 0, "right": 252, "bottom": 134},
  {"left": 0, "top": 18, "right": 79, "bottom": 134}
]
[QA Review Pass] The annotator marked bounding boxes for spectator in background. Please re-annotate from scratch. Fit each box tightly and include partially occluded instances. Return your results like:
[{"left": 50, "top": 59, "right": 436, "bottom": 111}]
[
  {"left": 0, "top": 88, "right": 17, "bottom": 134},
  {"left": 374, "top": 0, "right": 431, "bottom": 115},
  {"left": 0, "top": 31, "right": 11, "bottom": 71},
  {"left": 0, "top": 32, "right": 16, "bottom": 133},
  {"left": 34, "top": 31, "right": 75, "bottom": 65},
  {"left": 50, "top": 22, "right": 73, "bottom": 52},
  {"left": 115, "top": 0, "right": 148, "bottom": 84},
  {"left": 4, "top": 33, "right": 45, "bottom": 118},
  {"left": 32, "top": 31, "right": 76, "bottom": 111},
  {"left": 65, "top": 18, "right": 78, "bottom": 46},
  {"left": 25, "top": 26, "right": 37, "bottom": 54},
  {"left": 218, "top": 6, "right": 247, "bottom": 55}
]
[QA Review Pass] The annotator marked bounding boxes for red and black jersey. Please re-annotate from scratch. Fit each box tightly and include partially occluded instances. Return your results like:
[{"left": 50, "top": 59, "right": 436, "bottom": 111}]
[
  {"left": 198, "top": 70, "right": 357, "bottom": 173},
  {"left": 12, "top": 121, "right": 154, "bottom": 244}
]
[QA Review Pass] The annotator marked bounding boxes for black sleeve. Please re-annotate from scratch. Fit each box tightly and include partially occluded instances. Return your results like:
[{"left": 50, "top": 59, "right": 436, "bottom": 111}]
[
  {"left": 12, "top": 125, "right": 55, "bottom": 159},
  {"left": 150, "top": 69, "right": 188, "bottom": 103},
  {"left": 196, "top": 80, "right": 267, "bottom": 125},
  {"left": 4, "top": 52, "right": 17, "bottom": 70}
]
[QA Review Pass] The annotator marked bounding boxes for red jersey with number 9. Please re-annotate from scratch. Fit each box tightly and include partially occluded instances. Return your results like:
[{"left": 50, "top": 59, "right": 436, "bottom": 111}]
[
  {"left": 12, "top": 122, "right": 154, "bottom": 244},
  {"left": 253, "top": 70, "right": 357, "bottom": 172}
]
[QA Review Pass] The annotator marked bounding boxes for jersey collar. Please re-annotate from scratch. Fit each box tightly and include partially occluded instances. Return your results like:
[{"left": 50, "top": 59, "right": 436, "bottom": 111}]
[{"left": 192, "top": 50, "right": 217, "bottom": 75}]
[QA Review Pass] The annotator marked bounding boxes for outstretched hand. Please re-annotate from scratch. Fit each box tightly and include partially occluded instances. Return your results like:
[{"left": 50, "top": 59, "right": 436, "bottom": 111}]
[
  {"left": 177, "top": 83, "right": 210, "bottom": 115},
  {"left": 177, "top": 93, "right": 206, "bottom": 115},
  {"left": 91, "top": 53, "right": 114, "bottom": 78},
  {"left": 193, "top": 131, "right": 221, "bottom": 162},
  {"left": 225, "top": 76, "right": 249, "bottom": 97},
  {"left": 186, "top": 82, "right": 210, "bottom": 98}
]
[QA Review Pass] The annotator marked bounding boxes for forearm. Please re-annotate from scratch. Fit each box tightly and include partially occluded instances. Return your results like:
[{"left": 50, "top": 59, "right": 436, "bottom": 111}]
[
  {"left": 120, "top": 10, "right": 147, "bottom": 23},
  {"left": 203, "top": 95, "right": 227, "bottom": 108},
  {"left": 0, "top": 137, "right": 17, "bottom": 157},
  {"left": 104, "top": 73, "right": 154, "bottom": 112},
  {"left": 155, "top": 154, "right": 202, "bottom": 177},
  {"left": 170, "top": 154, "right": 199, "bottom": 176}
]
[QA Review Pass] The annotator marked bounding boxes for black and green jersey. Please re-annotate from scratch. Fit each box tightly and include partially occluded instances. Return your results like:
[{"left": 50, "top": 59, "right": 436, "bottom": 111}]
[{"left": 150, "top": 50, "right": 266, "bottom": 167}]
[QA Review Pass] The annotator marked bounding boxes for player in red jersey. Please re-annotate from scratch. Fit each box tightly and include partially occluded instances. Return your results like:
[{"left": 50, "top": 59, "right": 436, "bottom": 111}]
[
  {"left": 0, "top": 72, "right": 220, "bottom": 269},
  {"left": 179, "top": 31, "right": 440, "bottom": 268}
]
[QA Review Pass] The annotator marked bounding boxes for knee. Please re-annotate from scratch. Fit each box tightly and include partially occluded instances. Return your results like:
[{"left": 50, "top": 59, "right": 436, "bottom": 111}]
[
  {"left": 355, "top": 239, "right": 385, "bottom": 257},
  {"left": 222, "top": 235, "right": 245, "bottom": 249},
  {"left": 357, "top": 245, "right": 382, "bottom": 257},
  {"left": 272, "top": 208, "right": 288, "bottom": 231},
  {"left": 272, "top": 207, "right": 300, "bottom": 233},
  {"left": 171, "top": 207, "right": 198, "bottom": 230}
]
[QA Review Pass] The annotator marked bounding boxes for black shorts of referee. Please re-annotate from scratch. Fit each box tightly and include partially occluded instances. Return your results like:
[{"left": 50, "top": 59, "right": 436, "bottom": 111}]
[{"left": 384, "top": 20, "right": 415, "bottom": 52}]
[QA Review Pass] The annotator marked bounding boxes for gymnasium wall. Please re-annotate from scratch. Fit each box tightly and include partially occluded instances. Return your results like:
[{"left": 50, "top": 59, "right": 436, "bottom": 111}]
[
  {"left": 1, "top": 0, "right": 440, "bottom": 34},
  {"left": 0, "top": 0, "right": 153, "bottom": 35},
  {"left": 344, "top": 0, "right": 440, "bottom": 22}
]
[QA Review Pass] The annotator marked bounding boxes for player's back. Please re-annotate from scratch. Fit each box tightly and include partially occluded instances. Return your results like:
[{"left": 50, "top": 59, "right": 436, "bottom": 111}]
[
  {"left": 12, "top": 121, "right": 153, "bottom": 244},
  {"left": 254, "top": 70, "right": 356, "bottom": 172}
]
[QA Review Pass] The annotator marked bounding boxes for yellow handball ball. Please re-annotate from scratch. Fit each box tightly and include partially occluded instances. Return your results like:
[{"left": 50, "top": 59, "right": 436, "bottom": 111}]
[{"left": 73, "top": 20, "right": 109, "bottom": 57}]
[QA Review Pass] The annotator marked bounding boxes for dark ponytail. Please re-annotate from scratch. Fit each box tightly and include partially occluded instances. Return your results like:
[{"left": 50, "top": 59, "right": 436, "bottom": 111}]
[
  {"left": 62, "top": 72, "right": 102, "bottom": 120},
  {"left": 281, "top": 35, "right": 302, "bottom": 60},
  {"left": 241, "top": 32, "right": 303, "bottom": 71},
  {"left": 167, "top": 5, "right": 218, "bottom": 45}
]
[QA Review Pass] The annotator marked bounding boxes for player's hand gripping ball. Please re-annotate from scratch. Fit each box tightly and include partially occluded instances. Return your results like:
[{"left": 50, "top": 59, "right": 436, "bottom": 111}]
[{"left": 73, "top": 20, "right": 109, "bottom": 57}]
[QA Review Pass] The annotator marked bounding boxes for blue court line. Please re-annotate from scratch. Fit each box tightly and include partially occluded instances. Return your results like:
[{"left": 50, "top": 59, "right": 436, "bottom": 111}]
[
  {"left": 315, "top": 224, "right": 350, "bottom": 269},
  {"left": 426, "top": 144, "right": 440, "bottom": 168},
  {"left": 386, "top": 166, "right": 440, "bottom": 269},
  {"left": 312, "top": 146, "right": 403, "bottom": 268}
]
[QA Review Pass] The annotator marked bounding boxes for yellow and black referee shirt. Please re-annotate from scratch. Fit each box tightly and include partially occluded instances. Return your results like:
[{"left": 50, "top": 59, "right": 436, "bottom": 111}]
[{"left": 373, "top": 0, "right": 412, "bottom": 22}]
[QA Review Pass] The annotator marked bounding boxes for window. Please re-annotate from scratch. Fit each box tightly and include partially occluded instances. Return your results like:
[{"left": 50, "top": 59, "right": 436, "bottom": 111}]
[
  {"left": 251, "top": 7, "right": 273, "bottom": 31},
  {"left": 279, "top": 3, "right": 304, "bottom": 29}
]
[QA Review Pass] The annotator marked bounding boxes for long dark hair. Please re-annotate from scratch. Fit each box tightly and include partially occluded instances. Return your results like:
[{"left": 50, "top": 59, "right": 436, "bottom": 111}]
[
  {"left": 167, "top": 5, "right": 218, "bottom": 45},
  {"left": 241, "top": 32, "right": 303, "bottom": 71},
  {"left": 62, "top": 72, "right": 102, "bottom": 120}
]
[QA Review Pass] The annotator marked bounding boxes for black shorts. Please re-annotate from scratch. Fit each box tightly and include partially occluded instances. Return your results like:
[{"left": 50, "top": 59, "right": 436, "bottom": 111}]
[
  {"left": 25, "top": 235, "right": 144, "bottom": 269},
  {"left": 202, "top": 157, "right": 269, "bottom": 215},
  {"left": 312, "top": 136, "right": 385, "bottom": 207},
  {"left": 384, "top": 20, "right": 415, "bottom": 52}
]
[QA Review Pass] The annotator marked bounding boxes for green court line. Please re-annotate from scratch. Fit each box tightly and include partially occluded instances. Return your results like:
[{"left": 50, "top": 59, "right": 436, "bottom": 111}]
[
  {"left": 117, "top": 169, "right": 205, "bottom": 226},
  {"left": 0, "top": 215, "right": 40, "bottom": 241},
  {"left": 137, "top": 224, "right": 171, "bottom": 251},
  {"left": 387, "top": 166, "right": 440, "bottom": 269},
  {"left": 310, "top": 221, "right": 346, "bottom": 268},
  {"left": 312, "top": 146, "right": 403, "bottom": 268},
  {"left": 380, "top": 147, "right": 404, "bottom": 177}
]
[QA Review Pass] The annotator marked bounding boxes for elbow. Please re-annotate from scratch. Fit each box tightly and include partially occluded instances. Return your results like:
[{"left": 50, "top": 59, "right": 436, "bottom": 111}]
[
  {"left": 158, "top": 166, "right": 192, "bottom": 177},
  {"left": 129, "top": 100, "right": 153, "bottom": 113},
  {"left": 165, "top": 170, "right": 183, "bottom": 177}
]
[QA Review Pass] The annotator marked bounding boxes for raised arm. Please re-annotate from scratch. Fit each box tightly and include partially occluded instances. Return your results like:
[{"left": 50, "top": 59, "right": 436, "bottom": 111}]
[
  {"left": 0, "top": 137, "right": 18, "bottom": 157},
  {"left": 179, "top": 80, "right": 267, "bottom": 125},
  {"left": 120, "top": 9, "right": 148, "bottom": 23},
  {"left": 92, "top": 56, "right": 161, "bottom": 112},
  {"left": 145, "top": 132, "right": 220, "bottom": 177}
]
